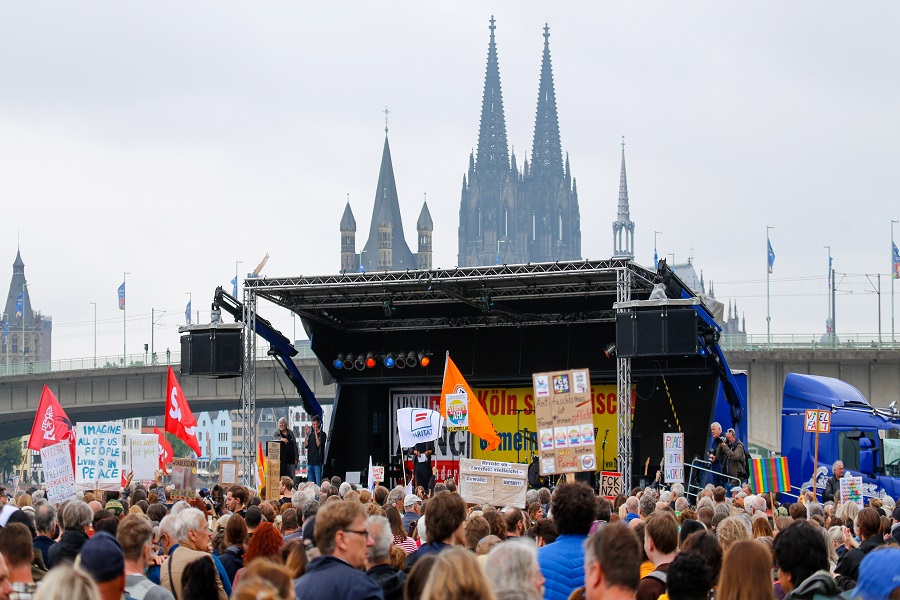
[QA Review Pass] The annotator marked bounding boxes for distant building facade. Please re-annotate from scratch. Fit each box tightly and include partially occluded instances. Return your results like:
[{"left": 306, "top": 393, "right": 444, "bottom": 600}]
[
  {"left": 458, "top": 19, "right": 581, "bottom": 267},
  {"left": 1, "top": 249, "right": 52, "bottom": 368}
]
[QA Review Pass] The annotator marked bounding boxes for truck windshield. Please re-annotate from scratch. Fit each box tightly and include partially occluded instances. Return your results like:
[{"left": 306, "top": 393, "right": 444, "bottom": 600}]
[
  {"left": 885, "top": 438, "right": 900, "bottom": 478},
  {"left": 839, "top": 431, "right": 877, "bottom": 473}
]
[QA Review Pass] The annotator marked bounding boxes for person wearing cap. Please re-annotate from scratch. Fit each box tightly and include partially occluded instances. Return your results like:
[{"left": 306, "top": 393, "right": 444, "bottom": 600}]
[
  {"left": 401, "top": 494, "right": 422, "bottom": 532},
  {"left": 105, "top": 500, "right": 125, "bottom": 519},
  {"left": 851, "top": 547, "right": 900, "bottom": 600},
  {"left": 75, "top": 531, "right": 128, "bottom": 600}
]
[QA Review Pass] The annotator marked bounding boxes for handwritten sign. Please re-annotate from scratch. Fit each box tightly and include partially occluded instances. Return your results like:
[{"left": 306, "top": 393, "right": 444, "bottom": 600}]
[
  {"left": 458, "top": 458, "right": 528, "bottom": 508},
  {"left": 75, "top": 422, "right": 122, "bottom": 491},
  {"left": 219, "top": 460, "right": 238, "bottom": 486},
  {"left": 41, "top": 441, "right": 76, "bottom": 504},
  {"left": 170, "top": 458, "right": 198, "bottom": 500},
  {"left": 600, "top": 471, "right": 622, "bottom": 499},
  {"left": 130, "top": 434, "right": 158, "bottom": 481},
  {"left": 804, "top": 410, "right": 831, "bottom": 433},
  {"left": 371, "top": 465, "right": 385, "bottom": 483},
  {"left": 534, "top": 368, "right": 596, "bottom": 475},
  {"left": 664, "top": 433, "right": 684, "bottom": 483},
  {"left": 840, "top": 476, "right": 864, "bottom": 508}
]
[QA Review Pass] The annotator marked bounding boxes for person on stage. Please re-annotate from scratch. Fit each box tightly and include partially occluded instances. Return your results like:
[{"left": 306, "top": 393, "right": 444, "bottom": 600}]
[
  {"left": 305, "top": 415, "right": 326, "bottom": 485},
  {"left": 412, "top": 440, "right": 435, "bottom": 491},
  {"left": 277, "top": 417, "right": 299, "bottom": 480}
]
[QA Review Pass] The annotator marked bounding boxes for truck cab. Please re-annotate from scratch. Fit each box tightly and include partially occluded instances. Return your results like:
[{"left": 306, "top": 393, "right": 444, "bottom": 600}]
[{"left": 781, "top": 373, "right": 900, "bottom": 500}]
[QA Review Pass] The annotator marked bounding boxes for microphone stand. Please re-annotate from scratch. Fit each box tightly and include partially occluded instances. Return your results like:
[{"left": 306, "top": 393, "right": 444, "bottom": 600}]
[{"left": 601, "top": 428, "right": 610, "bottom": 473}]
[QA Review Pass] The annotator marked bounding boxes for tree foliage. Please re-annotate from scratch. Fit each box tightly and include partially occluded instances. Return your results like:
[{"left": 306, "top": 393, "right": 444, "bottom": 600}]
[
  {"left": 0, "top": 438, "right": 23, "bottom": 483},
  {"left": 166, "top": 433, "right": 194, "bottom": 459}
]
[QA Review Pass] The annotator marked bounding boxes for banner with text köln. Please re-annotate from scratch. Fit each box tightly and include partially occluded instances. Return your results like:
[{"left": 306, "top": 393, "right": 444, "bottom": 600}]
[{"left": 534, "top": 369, "right": 597, "bottom": 476}]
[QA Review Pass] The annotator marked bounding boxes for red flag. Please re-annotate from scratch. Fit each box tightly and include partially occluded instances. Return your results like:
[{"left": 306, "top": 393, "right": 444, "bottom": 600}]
[
  {"left": 165, "top": 367, "right": 201, "bottom": 455},
  {"left": 28, "top": 386, "right": 73, "bottom": 451},
  {"left": 154, "top": 426, "right": 174, "bottom": 475}
]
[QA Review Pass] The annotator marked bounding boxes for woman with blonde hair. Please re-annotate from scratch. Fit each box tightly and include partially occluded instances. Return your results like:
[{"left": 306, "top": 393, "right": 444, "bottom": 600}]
[
  {"left": 751, "top": 514, "right": 773, "bottom": 538},
  {"left": 421, "top": 547, "right": 496, "bottom": 600},
  {"left": 717, "top": 540, "right": 776, "bottom": 600},
  {"left": 16, "top": 494, "right": 32, "bottom": 508},
  {"left": 716, "top": 516, "right": 752, "bottom": 553},
  {"left": 34, "top": 564, "right": 99, "bottom": 600}
]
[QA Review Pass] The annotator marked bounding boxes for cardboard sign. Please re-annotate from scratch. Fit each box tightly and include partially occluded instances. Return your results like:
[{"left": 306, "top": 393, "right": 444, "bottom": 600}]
[
  {"left": 75, "top": 422, "right": 122, "bottom": 490},
  {"left": 600, "top": 471, "right": 622, "bottom": 500},
  {"left": 371, "top": 465, "right": 385, "bottom": 483},
  {"left": 534, "top": 368, "right": 596, "bottom": 475},
  {"left": 170, "top": 458, "right": 198, "bottom": 500},
  {"left": 130, "top": 434, "right": 158, "bottom": 481},
  {"left": 445, "top": 393, "right": 469, "bottom": 432},
  {"left": 804, "top": 410, "right": 831, "bottom": 433},
  {"left": 458, "top": 458, "right": 528, "bottom": 508},
  {"left": 840, "top": 476, "right": 864, "bottom": 508},
  {"left": 266, "top": 442, "right": 281, "bottom": 501},
  {"left": 219, "top": 461, "right": 238, "bottom": 486},
  {"left": 41, "top": 441, "right": 76, "bottom": 504},
  {"left": 663, "top": 433, "right": 684, "bottom": 483}
]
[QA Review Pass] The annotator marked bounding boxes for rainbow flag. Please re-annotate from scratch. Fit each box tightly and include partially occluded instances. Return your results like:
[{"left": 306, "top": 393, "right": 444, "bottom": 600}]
[
  {"left": 256, "top": 441, "right": 266, "bottom": 491},
  {"left": 749, "top": 457, "right": 790, "bottom": 493}
]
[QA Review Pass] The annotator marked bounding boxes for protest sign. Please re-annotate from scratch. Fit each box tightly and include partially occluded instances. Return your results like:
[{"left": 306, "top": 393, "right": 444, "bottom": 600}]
[
  {"left": 458, "top": 458, "right": 528, "bottom": 508},
  {"left": 41, "top": 441, "right": 76, "bottom": 504},
  {"left": 840, "top": 476, "right": 864, "bottom": 508},
  {"left": 130, "top": 434, "right": 158, "bottom": 482},
  {"left": 663, "top": 433, "right": 684, "bottom": 483},
  {"left": 534, "top": 368, "right": 596, "bottom": 476},
  {"left": 599, "top": 471, "right": 622, "bottom": 500},
  {"left": 170, "top": 458, "right": 198, "bottom": 500},
  {"left": 445, "top": 393, "right": 469, "bottom": 432},
  {"left": 75, "top": 422, "right": 122, "bottom": 491},
  {"left": 371, "top": 465, "right": 385, "bottom": 483},
  {"left": 219, "top": 460, "right": 238, "bottom": 486},
  {"left": 266, "top": 442, "right": 281, "bottom": 501}
]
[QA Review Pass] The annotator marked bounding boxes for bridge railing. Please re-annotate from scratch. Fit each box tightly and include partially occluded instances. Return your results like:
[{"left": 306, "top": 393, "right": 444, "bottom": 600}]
[
  {"left": 0, "top": 344, "right": 318, "bottom": 377},
  {"left": 722, "top": 333, "right": 900, "bottom": 351}
]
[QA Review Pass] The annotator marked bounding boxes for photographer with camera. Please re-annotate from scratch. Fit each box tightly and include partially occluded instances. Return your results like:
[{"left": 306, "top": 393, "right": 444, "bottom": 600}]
[{"left": 719, "top": 427, "right": 748, "bottom": 484}]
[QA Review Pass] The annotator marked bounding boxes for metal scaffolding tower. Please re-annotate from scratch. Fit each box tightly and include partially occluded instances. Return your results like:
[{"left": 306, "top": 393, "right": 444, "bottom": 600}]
[
  {"left": 616, "top": 266, "right": 633, "bottom": 488},
  {"left": 241, "top": 287, "right": 258, "bottom": 488}
]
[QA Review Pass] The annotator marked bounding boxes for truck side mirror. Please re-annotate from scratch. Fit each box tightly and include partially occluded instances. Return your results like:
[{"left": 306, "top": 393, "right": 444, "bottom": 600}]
[{"left": 859, "top": 449, "right": 874, "bottom": 475}]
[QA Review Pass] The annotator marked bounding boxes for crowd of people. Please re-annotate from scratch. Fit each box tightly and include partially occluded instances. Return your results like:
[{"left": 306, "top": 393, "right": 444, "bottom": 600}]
[{"left": 0, "top": 470, "right": 898, "bottom": 600}]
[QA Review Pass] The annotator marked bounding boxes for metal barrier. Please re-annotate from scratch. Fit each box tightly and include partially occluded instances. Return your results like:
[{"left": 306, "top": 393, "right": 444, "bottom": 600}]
[{"left": 685, "top": 458, "right": 742, "bottom": 501}]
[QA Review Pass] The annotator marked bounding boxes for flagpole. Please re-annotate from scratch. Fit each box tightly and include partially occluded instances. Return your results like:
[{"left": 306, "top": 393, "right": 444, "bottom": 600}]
[
  {"left": 767, "top": 226, "right": 774, "bottom": 347},
  {"left": 892, "top": 220, "right": 898, "bottom": 348},
  {"left": 122, "top": 272, "right": 130, "bottom": 365}
]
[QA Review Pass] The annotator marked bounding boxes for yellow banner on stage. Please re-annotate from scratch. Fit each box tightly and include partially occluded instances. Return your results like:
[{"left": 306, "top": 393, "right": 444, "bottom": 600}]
[{"left": 471, "top": 385, "right": 620, "bottom": 470}]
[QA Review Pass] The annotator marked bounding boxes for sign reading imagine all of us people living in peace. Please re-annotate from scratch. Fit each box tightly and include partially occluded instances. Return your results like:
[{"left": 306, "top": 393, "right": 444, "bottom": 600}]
[
  {"left": 458, "top": 458, "right": 528, "bottom": 508},
  {"left": 75, "top": 422, "right": 122, "bottom": 490},
  {"left": 534, "top": 368, "right": 597, "bottom": 476},
  {"left": 41, "top": 441, "right": 77, "bottom": 504}
]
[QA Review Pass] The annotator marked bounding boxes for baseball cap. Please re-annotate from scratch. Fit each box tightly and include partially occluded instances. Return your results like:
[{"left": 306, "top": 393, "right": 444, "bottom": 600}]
[
  {"left": 404, "top": 494, "right": 422, "bottom": 507},
  {"left": 105, "top": 500, "right": 124, "bottom": 516},
  {"left": 78, "top": 531, "right": 125, "bottom": 583},
  {"left": 851, "top": 548, "right": 900, "bottom": 600}
]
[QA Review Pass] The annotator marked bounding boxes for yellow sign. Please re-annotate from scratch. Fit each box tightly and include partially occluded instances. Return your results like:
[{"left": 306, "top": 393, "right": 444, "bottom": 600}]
[{"left": 471, "top": 385, "right": 621, "bottom": 470}]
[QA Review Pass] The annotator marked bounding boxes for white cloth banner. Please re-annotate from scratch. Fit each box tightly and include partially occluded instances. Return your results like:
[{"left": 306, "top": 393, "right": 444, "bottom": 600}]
[
  {"left": 396, "top": 408, "right": 444, "bottom": 448},
  {"left": 41, "top": 441, "right": 76, "bottom": 504},
  {"left": 130, "top": 434, "right": 158, "bottom": 481}
]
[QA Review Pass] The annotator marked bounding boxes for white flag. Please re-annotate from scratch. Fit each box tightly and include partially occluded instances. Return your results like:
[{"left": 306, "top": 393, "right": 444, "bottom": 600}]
[
  {"left": 367, "top": 455, "right": 374, "bottom": 492},
  {"left": 396, "top": 407, "right": 444, "bottom": 449}
]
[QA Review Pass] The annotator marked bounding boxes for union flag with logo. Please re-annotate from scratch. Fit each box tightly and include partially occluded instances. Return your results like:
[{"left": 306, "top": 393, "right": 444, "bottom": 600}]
[{"left": 164, "top": 367, "right": 201, "bottom": 456}]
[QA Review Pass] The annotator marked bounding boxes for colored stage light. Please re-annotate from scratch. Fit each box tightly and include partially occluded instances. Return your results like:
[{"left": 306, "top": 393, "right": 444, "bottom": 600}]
[
  {"left": 405, "top": 351, "right": 418, "bottom": 368},
  {"left": 354, "top": 354, "right": 366, "bottom": 371},
  {"left": 418, "top": 352, "right": 430, "bottom": 367},
  {"left": 333, "top": 354, "right": 344, "bottom": 369},
  {"left": 383, "top": 353, "right": 396, "bottom": 368},
  {"left": 342, "top": 353, "right": 354, "bottom": 370},
  {"left": 603, "top": 343, "right": 616, "bottom": 358},
  {"left": 396, "top": 351, "right": 407, "bottom": 369},
  {"left": 365, "top": 352, "right": 377, "bottom": 368}
]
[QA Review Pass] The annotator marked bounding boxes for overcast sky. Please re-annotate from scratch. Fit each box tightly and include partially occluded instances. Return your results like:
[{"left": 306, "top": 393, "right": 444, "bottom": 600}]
[{"left": 2, "top": 2, "right": 900, "bottom": 362}]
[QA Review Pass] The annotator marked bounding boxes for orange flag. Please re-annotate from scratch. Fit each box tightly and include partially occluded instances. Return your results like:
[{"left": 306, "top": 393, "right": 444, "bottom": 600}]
[{"left": 440, "top": 353, "right": 501, "bottom": 451}]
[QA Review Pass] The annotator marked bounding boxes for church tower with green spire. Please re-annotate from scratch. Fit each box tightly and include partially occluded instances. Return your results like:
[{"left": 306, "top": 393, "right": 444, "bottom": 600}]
[{"left": 2, "top": 248, "right": 52, "bottom": 368}]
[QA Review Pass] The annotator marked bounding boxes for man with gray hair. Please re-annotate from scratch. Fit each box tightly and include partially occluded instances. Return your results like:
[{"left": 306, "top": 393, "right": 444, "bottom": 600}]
[
  {"left": 823, "top": 460, "right": 844, "bottom": 503},
  {"left": 639, "top": 494, "right": 656, "bottom": 520},
  {"left": 160, "top": 508, "right": 227, "bottom": 600},
  {"left": 47, "top": 500, "right": 93, "bottom": 568},
  {"left": 365, "top": 515, "right": 406, "bottom": 600},
  {"left": 32, "top": 502, "right": 57, "bottom": 566},
  {"left": 485, "top": 540, "right": 545, "bottom": 600}
]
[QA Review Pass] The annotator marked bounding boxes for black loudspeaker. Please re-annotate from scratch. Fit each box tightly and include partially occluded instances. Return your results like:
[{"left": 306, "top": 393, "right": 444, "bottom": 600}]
[
  {"left": 180, "top": 324, "right": 243, "bottom": 377},
  {"left": 615, "top": 308, "right": 698, "bottom": 357}
]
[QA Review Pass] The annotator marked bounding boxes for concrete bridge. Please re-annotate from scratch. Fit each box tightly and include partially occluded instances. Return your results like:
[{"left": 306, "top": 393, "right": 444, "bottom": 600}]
[{"left": 0, "top": 358, "right": 336, "bottom": 438}]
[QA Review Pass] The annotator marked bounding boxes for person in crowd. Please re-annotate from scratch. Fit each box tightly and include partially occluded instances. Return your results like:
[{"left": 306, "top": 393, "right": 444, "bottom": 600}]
[
  {"left": 46, "top": 500, "right": 93, "bottom": 568},
  {"left": 580, "top": 522, "right": 641, "bottom": 600},
  {"left": 537, "top": 482, "right": 597, "bottom": 600},
  {"left": 412, "top": 441, "right": 435, "bottom": 491},
  {"left": 752, "top": 515, "right": 774, "bottom": 538},
  {"left": 464, "top": 515, "right": 490, "bottom": 552},
  {"left": 420, "top": 547, "right": 495, "bottom": 600},
  {"left": 277, "top": 417, "right": 299, "bottom": 479},
  {"left": 32, "top": 503, "right": 56, "bottom": 567},
  {"left": 305, "top": 415, "right": 327, "bottom": 486},
  {"left": 890, "top": 506, "right": 900, "bottom": 545},
  {"left": 75, "top": 531, "right": 127, "bottom": 600},
  {"left": 717, "top": 516, "right": 752, "bottom": 553},
  {"left": 823, "top": 461, "right": 844, "bottom": 504},
  {"left": 484, "top": 540, "right": 545, "bottom": 600},
  {"left": 636, "top": 511, "right": 679, "bottom": 600},
  {"left": 116, "top": 514, "right": 175, "bottom": 600},
  {"left": 181, "top": 556, "right": 220, "bottom": 600},
  {"left": 33, "top": 564, "right": 97, "bottom": 600},
  {"left": 211, "top": 513, "right": 230, "bottom": 556},
  {"left": 244, "top": 506, "right": 263, "bottom": 537},
  {"left": 719, "top": 428, "right": 748, "bottom": 482},
  {"left": 851, "top": 547, "right": 900, "bottom": 600},
  {"left": 366, "top": 515, "right": 407, "bottom": 600},
  {"left": 773, "top": 521, "right": 839, "bottom": 600},
  {"left": 406, "top": 491, "right": 467, "bottom": 570},
  {"left": 226, "top": 486, "right": 248, "bottom": 518},
  {"left": 532, "top": 519, "right": 558, "bottom": 548},
  {"left": 294, "top": 499, "right": 383, "bottom": 599},
  {"left": 484, "top": 510, "right": 508, "bottom": 541},
  {"left": 241, "top": 561, "right": 295, "bottom": 600},
  {"left": 402, "top": 495, "right": 422, "bottom": 532},
  {"left": 666, "top": 551, "right": 713, "bottom": 600},
  {"left": 241, "top": 521, "right": 283, "bottom": 571},
  {"left": 279, "top": 476, "right": 295, "bottom": 507},
  {"left": 160, "top": 508, "right": 228, "bottom": 600},
  {"left": 835, "top": 507, "right": 884, "bottom": 582},
  {"left": 0, "top": 522, "right": 37, "bottom": 598},
  {"left": 624, "top": 496, "right": 641, "bottom": 523},
  {"left": 218, "top": 513, "right": 247, "bottom": 583},
  {"left": 717, "top": 539, "right": 775, "bottom": 600},
  {"left": 503, "top": 508, "right": 527, "bottom": 538},
  {"left": 282, "top": 508, "right": 302, "bottom": 543},
  {"left": 708, "top": 422, "right": 724, "bottom": 484},
  {"left": 387, "top": 506, "right": 419, "bottom": 555},
  {"left": 282, "top": 539, "right": 308, "bottom": 579},
  {"left": 404, "top": 554, "right": 437, "bottom": 600}
]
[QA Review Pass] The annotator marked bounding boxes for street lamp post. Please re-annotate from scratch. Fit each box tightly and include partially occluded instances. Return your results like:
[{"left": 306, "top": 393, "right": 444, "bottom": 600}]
[
  {"left": 122, "top": 271, "right": 130, "bottom": 366},
  {"left": 21, "top": 283, "right": 26, "bottom": 368},
  {"left": 90, "top": 302, "right": 97, "bottom": 369},
  {"left": 767, "top": 226, "right": 774, "bottom": 347},
  {"left": 893, "top": 220, "right": 898, "bottom": 347}
]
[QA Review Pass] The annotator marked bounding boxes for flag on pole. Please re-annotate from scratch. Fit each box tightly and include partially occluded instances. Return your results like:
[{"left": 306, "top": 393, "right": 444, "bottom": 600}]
[
  {"left": 654, "top": 249, "right": 659, "bottom": 270},
  {"left": 893, "top": 242, "right": 900, "bottom": 280},
  {"left": 367, "top": 455, "right": 375, "bottom": 492},
  {"left": 3, "top": 320, "right": 8, "bottom": 344},
  {"left": 767, "top": 239, "right": 775, "bottom": 274},
  {"left": 15, "top": 293, "right": 23, "bottom": 318},
  {"left": 440, "top": 353, "right": 501, "bottom": 451},
  {"left": 749, "top": 457, "right": 790, "bottom": 493},
  {"left": 165, "top": 367, "right": 201, "bottom": 455},
  {"left": 154, "top": 427, "right": 173, "bottom": 475},
  {"left": 396, "top": 408, "right": 444, "bottom": 448},
  {"left": 256, "top": 441, "right": 266, "bottom": 491},
  {"left": 28, "top": 386, "right": 73, "bottom": 451},
  {"left": 231, "top": 276, "right": 239, "bottom": 298},
  {"left": 185, "top": 300, "right": 192, "bottom": 325},
  {"left": 118, "top": 282, "right": 126, "bottom": 310}
]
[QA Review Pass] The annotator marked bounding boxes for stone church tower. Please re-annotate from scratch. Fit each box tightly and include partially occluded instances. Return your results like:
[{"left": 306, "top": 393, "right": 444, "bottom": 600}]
[
  {"left": 458, "top": 19, "right": 581, "bottom": 267},
  {"left": 2, "top": 248, "right": 52, "bottom": 368}
]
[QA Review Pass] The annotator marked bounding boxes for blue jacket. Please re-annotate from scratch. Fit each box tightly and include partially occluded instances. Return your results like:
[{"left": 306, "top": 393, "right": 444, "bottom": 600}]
[
  {"left": 538, "top": 534, "right": 588, "bottom": 600},
  {"left": 294, "top": 555, "right": 384, "bottom": 600},
  {"left": 147, "top": 544, "right": 232, "bottom": 596}
]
